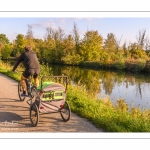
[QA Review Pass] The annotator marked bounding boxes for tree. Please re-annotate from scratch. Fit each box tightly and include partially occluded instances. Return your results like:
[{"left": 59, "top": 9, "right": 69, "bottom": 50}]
[
  {"left": 62, "top": 34, "right": 74, "bottom": 55},
  {"left": 12, "top": 34, "right": 26, "bottom": 57},
  {"left": 1, "top": 44, "right": 11, "bottom": 59},
  {"left": 129, "top": 42, "right": 147, "bottom": 59},
  {"left": 145, "top": 37, "right": 150, "bottom": 51},
  {"left": 103, "top": 33, "right": 118, "bottom": 52},
  {"left": 122, "top": 42, "right": 130, "bottom": 58},
  {"left": 136, "top": 29, "right": 147, "bottom": 49},
  {"left": 52, "top": 27, "right": 65, "bottom": 62},
  {"left": 44, "top": 27, "right": 54, "bottom": 40},
  {"left": 34, "top": 38, "right": 44, "bottom": 58},
  {"left": 43, "top": 27, "right": 56, "bottom": 62},
  {"left": 72, "top": 22, "right": 80, "bottom": 54},
  {"left": 0, "top": 34, "right": 10, "bottom": 57},
  {"left": 61, "top": 34, "right": 81, "bottom": 64},
  {"left": 80, "top": 30, "right": 103, "bottom": 61},
  {"left": 25, "top": 25, "right": 35, "bottom": 49},
  {"left": 0, "top": 34, "right": 9, "bottom": 45}
]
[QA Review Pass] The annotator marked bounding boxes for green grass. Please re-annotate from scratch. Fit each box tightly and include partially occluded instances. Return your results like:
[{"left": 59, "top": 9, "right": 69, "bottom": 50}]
[
  {"left": 67, "top": 86, "right": 150, "bottom": 132},
  {"left": 1, "top": 60, "right": 150, "bottom": 132}
]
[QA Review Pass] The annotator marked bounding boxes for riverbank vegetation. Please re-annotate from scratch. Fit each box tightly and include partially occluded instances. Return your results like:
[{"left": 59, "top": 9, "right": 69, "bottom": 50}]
[
  {"left": 1, "top": 24, "right": 150, "bottom": 73},
  {"left": 1, "top": 60, "right": 150, "bottom": 132}
]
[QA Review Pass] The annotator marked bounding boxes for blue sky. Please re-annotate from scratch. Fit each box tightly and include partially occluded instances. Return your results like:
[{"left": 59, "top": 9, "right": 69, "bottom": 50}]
[{"left": 1, "top": 17, "right": 150, "bottom": 46}]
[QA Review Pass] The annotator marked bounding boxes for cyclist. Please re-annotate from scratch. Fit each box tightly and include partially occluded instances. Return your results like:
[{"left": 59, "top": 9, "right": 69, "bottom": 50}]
[{"left": 12, "top": 45, "right": 40, "bottom": 97}]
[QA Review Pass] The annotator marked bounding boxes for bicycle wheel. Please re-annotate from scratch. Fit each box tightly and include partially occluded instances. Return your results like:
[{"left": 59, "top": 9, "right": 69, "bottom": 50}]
[
  {"left": 60, "top": 101, "right": 71, "bottom": 122},
  {"left": 18, "top": 82, "right": 26, "bottom": 101},
  {"left": 30, "top": 103, "right": 39, "bottom": 127},
  {"left": 30, "top": 86, "right": 38, "bottom": 98}
]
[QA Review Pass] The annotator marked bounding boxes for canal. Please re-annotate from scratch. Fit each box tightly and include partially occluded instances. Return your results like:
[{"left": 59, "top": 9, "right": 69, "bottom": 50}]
[{"left": 49, "top": 64, "right": 150, "bottom": 110}]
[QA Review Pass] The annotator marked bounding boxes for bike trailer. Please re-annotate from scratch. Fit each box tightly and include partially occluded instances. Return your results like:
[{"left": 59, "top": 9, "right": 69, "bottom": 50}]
[
  {"left": 29, "top": 76, "right": 71, "bottom": 127},
  {"left": 37, "top": 81, "right": 67, "bottom": 113}
]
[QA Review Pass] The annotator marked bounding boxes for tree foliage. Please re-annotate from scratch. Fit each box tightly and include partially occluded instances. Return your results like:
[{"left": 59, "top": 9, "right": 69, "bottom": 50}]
[
  {"left": 12, "top": 34, "right": 26, "bottom": 57},
  {"left": 0, "top": 34, "right": 10, "bottom": 57},
  {"left": 1, "top": 23, "right": 150, "bottom": 70},
  {"left": 1, "top": 44, "right": 11, "bottom": 59},
  {"left": 103, "top": 33, "right": 118, "bottom": 52},
  {"left": 80, "top": 30, "right": 103, "bottom": 61}
]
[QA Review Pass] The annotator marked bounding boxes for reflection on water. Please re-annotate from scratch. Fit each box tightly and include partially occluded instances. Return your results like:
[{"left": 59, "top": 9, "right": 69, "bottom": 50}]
[
  {"left": 49, "top": 64, "right": 150, "bottom": 110},
  {"left": 3, "top": 60, "right": 150, "bottom": 109}
]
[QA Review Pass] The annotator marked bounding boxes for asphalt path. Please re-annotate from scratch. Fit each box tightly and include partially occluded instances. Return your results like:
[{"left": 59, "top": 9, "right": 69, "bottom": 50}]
[{"left": 0, "top": 73, "right": 105, "bottom": 132}]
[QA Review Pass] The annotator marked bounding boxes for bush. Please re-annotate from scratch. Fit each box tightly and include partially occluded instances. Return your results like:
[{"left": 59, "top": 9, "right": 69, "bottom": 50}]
[{"left": 125, "top": 59, "right": 146, "bottom": 72}]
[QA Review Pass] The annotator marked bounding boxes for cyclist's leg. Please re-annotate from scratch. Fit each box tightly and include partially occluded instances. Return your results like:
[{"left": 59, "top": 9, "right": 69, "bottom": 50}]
[
  {"left": 33, "top": 69, "right": 40, "bottom": 88},
  {"left": 34, "top": 77, "right": 39, "bottom": 87},
  {"left": 22, "top": 70, "right": 31, "bottom": 96},
  {"left": 21, "top": 74, "right": 26, "bottom": 92}
]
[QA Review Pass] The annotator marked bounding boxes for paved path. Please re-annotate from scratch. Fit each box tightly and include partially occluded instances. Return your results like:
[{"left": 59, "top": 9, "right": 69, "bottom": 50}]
[{"left": 0, "top": 73, "right": 105, "bottom": 132}]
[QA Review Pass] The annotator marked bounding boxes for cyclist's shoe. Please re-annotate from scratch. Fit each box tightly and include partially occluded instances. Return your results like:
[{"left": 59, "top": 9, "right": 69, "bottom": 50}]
[
  {"left": 21, "top": 91, "right": 28, "bottom": 97},
  {"left": 21, "top": 93, "right": 28, "bottom": 97}
]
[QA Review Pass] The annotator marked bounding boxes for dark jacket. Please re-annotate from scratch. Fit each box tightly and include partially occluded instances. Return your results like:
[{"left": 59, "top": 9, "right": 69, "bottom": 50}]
[{"left": 13, "top": 50, "right": 40, "bottom": 71}]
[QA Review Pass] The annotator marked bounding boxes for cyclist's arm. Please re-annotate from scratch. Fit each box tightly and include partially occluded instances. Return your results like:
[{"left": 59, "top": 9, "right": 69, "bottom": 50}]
[{"left": 12, "top": 53, "right": 24, "bottom": 71}]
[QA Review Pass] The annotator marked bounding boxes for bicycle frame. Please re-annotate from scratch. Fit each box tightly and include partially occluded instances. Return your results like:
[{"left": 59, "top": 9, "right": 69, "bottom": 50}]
[
  {"left": 17, "top": 70, "right": 37, "bottom": 102},
  {"left": 25, "top": 76, "right": 33, "bottom": 96}
]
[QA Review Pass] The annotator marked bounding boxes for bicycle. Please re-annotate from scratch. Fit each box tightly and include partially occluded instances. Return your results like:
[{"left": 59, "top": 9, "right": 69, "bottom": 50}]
[{"left": 17, "top": 71, "right": 38, "bottom": 102}]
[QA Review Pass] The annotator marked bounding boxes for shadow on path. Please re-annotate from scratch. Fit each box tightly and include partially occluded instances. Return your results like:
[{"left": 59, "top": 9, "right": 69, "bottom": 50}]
[
  {"left": 0, "top": 98, "right": 21, "bottom": 102},
  {"left": 0, "top": 112, "right": 23, "bottom": 122}
]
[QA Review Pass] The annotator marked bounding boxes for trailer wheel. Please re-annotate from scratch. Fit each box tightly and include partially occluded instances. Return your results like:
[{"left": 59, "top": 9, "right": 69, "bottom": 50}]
[
  {"left": 30, "top": 103, "right": 39, "bottom": 127},
  {"left": 60, "top": 101, "right": 71, "bottom": 122}
]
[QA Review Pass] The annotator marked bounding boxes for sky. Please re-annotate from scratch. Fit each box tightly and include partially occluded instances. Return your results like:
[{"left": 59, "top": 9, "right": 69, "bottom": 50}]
[{"left": 1, "top": 17, "right": 150, "bottom": 46}]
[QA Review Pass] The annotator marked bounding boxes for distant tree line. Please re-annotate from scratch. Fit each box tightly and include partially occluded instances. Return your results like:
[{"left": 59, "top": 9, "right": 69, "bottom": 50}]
[{"left": 1, "top": 23, "right": 150, "bottom": 71}]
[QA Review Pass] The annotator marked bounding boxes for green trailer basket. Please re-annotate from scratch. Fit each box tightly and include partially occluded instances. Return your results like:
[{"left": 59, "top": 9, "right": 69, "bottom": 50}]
[{"left": 38, "top": 81, "right": 66, "bottom": 101}]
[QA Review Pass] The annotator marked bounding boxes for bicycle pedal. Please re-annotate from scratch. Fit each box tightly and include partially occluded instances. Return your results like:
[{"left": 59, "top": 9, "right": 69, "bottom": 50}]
[{"left": 21, "top": 94, "right": 29, "bottom": 97}]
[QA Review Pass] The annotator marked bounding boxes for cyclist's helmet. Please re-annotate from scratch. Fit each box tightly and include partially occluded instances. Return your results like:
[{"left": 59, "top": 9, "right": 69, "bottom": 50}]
[{"left": 25, "top": 45, "right": 32, "bottom": 51}]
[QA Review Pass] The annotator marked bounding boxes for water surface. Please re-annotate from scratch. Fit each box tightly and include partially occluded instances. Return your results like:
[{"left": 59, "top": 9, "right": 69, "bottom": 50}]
[{"left": 49, "top": 64, "right": 150, "bottom": 110}]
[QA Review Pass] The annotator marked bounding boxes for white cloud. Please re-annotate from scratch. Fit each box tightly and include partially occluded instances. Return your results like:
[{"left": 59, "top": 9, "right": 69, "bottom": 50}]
[
  {"left": 29, "top": 21, "right": 57, "bottom": 30},
  {"left": 28, "top": 18, "right": 68, "bottom": 31}
]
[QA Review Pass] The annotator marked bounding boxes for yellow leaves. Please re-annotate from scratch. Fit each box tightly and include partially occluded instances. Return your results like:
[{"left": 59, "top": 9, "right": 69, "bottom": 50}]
[
  {"left": 116, "top": 99, "right": 129, "bottom": 112},
  {"left": 131, "top": 107, "right": 141, "bottom": 118}
]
